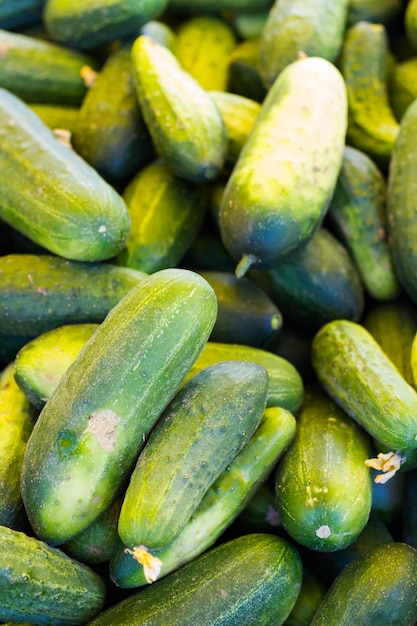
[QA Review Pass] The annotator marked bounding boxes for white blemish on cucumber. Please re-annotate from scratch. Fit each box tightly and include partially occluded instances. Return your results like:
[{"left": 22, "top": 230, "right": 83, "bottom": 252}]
[
  {"left": 85, "top": 409, "right": 120, "bottom": 451},
  {"left": 315, "top": 525, "right": 331, "bottom": 539}
]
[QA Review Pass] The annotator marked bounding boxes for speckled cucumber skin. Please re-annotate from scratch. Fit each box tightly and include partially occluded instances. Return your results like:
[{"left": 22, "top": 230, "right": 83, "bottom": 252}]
[
  {"left": 311, "top": 319, "right": 417, "bottom": 469},
  {"left": 275, "top": 384, "right": 373, "bottom": 552},
  {"left": 219, "top": 56, "right": 347, "bottom": 271},
  {"left": 0, "top": 89, "right": 130, "bottom": 262},
  {"left": 21, "top": 268, "right": 217, "bottom": 546}
]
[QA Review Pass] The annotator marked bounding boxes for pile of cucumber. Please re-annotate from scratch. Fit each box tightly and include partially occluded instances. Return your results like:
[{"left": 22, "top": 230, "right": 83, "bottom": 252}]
[{"left": 2, "top": 0, "right": 417, "bottom": 624}]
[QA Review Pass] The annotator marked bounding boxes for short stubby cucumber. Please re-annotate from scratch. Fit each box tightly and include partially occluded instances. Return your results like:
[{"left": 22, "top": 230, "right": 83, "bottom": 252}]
[
  {"left": 21, "top": 268, "right": 217, "bottom": 546},
  {"left": 219, "top": 55, "right": 347, "bottom": 273},
  {"left": 0, "top": 88, "right": 130, "bottom": 262},
  {"left": 117, "top": 360, "right": 269, "bottom": 555}
]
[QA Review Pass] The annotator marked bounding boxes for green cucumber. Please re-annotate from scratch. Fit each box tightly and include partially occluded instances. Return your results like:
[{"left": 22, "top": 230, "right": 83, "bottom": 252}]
[
  {"left": 167, "top": 0, "right": 274, "bottom": 11},
  {"left": 21, "top": 268, "right": 217, "bottom": 546},
  {"left": 131, "top": 34, "right": 227, "bottom": 182},
  {"left": 406, "top": 0, "right": 417, "bottom": 51},
  {"left": 0, "top": 363, "right": 37, "bottom": 529},
  {"left": 233, "top": 482, "right": 281, "bottom": 534},
  {"left": 115, "top": 159, "right": 207, "bottom": 273},
  {"left": 275, "top": 384, "right": 373, "bottom": 552},
  {"left": 0, "top": 0, "right": 45, "bottom": 29},
  {"left": 43, "top": 0, "right": 169, "bottom": 50},
  {"left": 347, "top": 0, "right": 402, "bottom": 26},
  {"left": 139, "top": 19, "right": 177, "bottom": 51},
  {"left": 327, "top": 145, "right": 400, "bottom": 301},
  {"left": 0, "top": 254, "right": 146, "bottom": 337},
  {"left": 90, "top": 533, "right": 302, "bottom": 626},
  {"left": 0, "top": 89, "right": 131, "bottom": 262},
  {"left": 387, "top": 98, "right": 417, "bottom": 303},
  {"left": 258, "top": 0, "right": 349, "bottom": 88},
  {"left": 175, "top": 15, "right": 236, "bottom": 91},
  {"left": 311, "top": 319, "right": 417, "bottom": 474},
  {"left": 117, "top": 360, "right": 268, "bottom": 554},
  {"left": 29, "top": 104, "right": 79, "bottom": 135},
  {"left": 0, "top": 524, "right": 106, "bottom": 625},
  {"left": 197, "top": 270, "right": 282, "bottom": 347},
  {"left": 285, "top": 568, "right": 327, "bottom": 626},
  {"left": 389, "top": 56, "right": 417, "bottom": 121},
  {"left": 227, "top": 38, "right": 267, "bottom": 103},
  {"left": 72, "top": 44, "right": 153, "bottom": 184},
  {"left": 111, "top": 405, "right": 295, "bottom": 587},
  {"left": 310, "top": 542, "right": 417, "bottom": 625},
  {"left": 0, "top": 29, "right": 98, "bottom": 106},
  {"left": 15, "top": 323, "right": 99, "bottom": 409},
  {"left": 219, "top": 55, "right": 347, "bottom": 273}
]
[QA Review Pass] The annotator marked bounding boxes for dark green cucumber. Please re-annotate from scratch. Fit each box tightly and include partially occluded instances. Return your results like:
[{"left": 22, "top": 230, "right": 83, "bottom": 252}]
[
  {"left": 0, "top": 363, "right": 37, "bottom": 529},
  {"left": 15, "top": 323, "right": 99, "bottom": 409},
  {"left": 310, "top": 542, "right": 417, "bottom": 625},
  {"left": 0, "top": 0, "right": 45, "bottom": 29},
  {"left": 72, "top": 44, "right": 153, "bottom": 184},
  {"left": 118, "top": 360, "right": 268, "bottom": 553},
  {"left": 197, "top": 270, "right": 282, "bottom": 347},
  {"left": 219, "top": 55, "right": 347, "bottom": 272},
  {"left": 131, "top": 35, "right": 227, "bottom": 182},
  {"left": 327, "top": 145, "right": 400, "bottom": 301},
  {"left": 249, "top": 227, "right": 364, "bottom": 330},
  {"left": 21, "top": 268, "right": 217, "bottom": 545},
  {"left": 285, "top": 568, "right": 327, "bottom": 626},
  {"left": 258, "top": 0, "right": 349, "bottom": 88},
  {"left": 0, "top": 524, "right": 106, "bottom": 625},
  {"left": 111, "top": 405, "right": 295, "bottom": 587},
  {"left": 115, "top": 159, "right": 207, "bottom": 273},
  {"left": 227, "top": 38, "right": 267, "bottom": 103},
  {"left": 43, "top": 0, "right": 169, "bottom": 50},
  {"left": 174, "top": 15, "right": 236, "bottom": 91},
  {"left": 311, "top": 319, "right": 417, "bottom": 473},
  {"left": 233, "top": 481, "right": 281, "bottom": 535},
  {"left": 275, "top": 384, "right": 373, "bottom": 552},
  {"left": 0, "top": 29, "right": 98, "bottom": 105},
  {"left": 387, "top": 98, "right": 417, "bottom": 304},
  {"left": 347, "top": 0, "right": 402, "bottom": 26},
  {"left": 0, "top": 89, "right": 131, "bottom": 262},
  {"left": 91, "top": 533, "right": 302, "bottom": 626},
  {"left": 0, "top": 254, "right": 146, "bottom": 337}
]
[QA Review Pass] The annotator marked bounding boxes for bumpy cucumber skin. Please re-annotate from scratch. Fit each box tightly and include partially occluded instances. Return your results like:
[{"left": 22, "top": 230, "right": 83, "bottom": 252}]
[
  {"left": 0, "top": 29, "right": 98, "bottom": 105},
  {"left": 0, "top": 89, "right": 130, "bottom": 262},
  {"left": 131, "top": 35, "right": 228, "bottom": 182},
  {"left": 310, "top": 542, "right": 417, "bottom": 625},
  {"left": 72, "top": 45, "right": 153, "bottom": 184},
  {"left": 275, "top": 385, "right": 373, "bottom": 552},
  {"left": 258, "top": 0, "right": 349, "bottom": 88},
  {"left": 0, "top": 363, "right": 37, "bottom": 529},
  {"left": 111, "top": 406, "right": 296, "bottom": 587},
  {"left": 91, "top": 533, "right": 302, "bottom": 626},
  {"left": 118, "top": 360, "right": 268, "bottom": 551},
  {"left": 219, "top": 56, "right": 347, "bottom": 271},
  {"left": 311, "top": 319, "right": 417, "bottom": 469},
  {"left": 0, "top": 254, "right": 146, "bottom": 337},
  {"left": 327, "top": 145, "right": 400, "bottom": 301},
  {"left": 0, "top": 525, "right": 106, "bottom": 625},
  {"left": 21, "top": 268, "right": 217, "bottom": 546},
  {"left": 43, "top": 0, "right": 169, "bottom": 50},
  {"left": 387, "top": 99, "right": 417, "bottom": 304}
]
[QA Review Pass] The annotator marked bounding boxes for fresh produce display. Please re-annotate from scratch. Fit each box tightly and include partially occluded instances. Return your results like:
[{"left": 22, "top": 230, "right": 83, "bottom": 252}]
[{"left": 3, "top": 1, "right": 417, "bottom": 624}]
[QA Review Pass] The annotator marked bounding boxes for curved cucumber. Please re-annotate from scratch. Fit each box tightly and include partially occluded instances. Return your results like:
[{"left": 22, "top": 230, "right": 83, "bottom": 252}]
[
  {"left": 21, "top": 268, "right": 217, "bottom": 545},
  {"left": 219, "top": 55, "right": 347, "bottom": 272}
]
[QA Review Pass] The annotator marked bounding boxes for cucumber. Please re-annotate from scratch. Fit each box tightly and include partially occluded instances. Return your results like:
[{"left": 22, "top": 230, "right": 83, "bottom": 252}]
[
  {"left": 219, "top": 55, "right": 347, "bottom": 273},
  {"left": 406, "top": 0, "right": 417, "bottom": 51},
  {"left": 387, "top": 98, "right": 417, "bottom": 303},
  {"left": 311, "top": 319, "right": 417, "bottom": 474},
  {"left": 285, "top": 568, "right": 327, "bottom": 626},
  {"left": 0, "top": 0, "right": 45, "bottom": 29},
  {"left": 0, "top": 254, "right": 146, "bottom": 337},
  {"left": 21, "top": 268, "right": 217, "bottom": 545},
  {"left": 258, "top": 0, "right": 349, "bottom": 88},
  {"left": 326, "top": 145, "right": 400, "bottom": 301},
  {"left": 72, "top": 44, "right": 153, "bottom": 184},
  {"left": 167, "top": 0, "right": 274, "bottom": 11},
  {"left": 29, "top": 104, "right": 80, "bottom": 135},
  {"left": 118, "top": 360, "right": 268, "bottom": 554},
  {"left": 275, "top": 384, "right": 373, "bottom": 552},
  {"left": 90, "top": 533, "right": 302, "bottom": 626},
  {"left": 0, "top": 89, "right": 131, "bottom": 262},
  {"left": 234, "top": 481, "right": 281, "bottom": 535},
  {"left": 347, "top": 0, "right": 402, "bottom": 26},
  {"left": 310, "top": 542, "right": 417, "bottom": 625},
  {"left": 15, "top": 323, "right": 99, "bottom": 409},
  {"left": 111, "top": 405, "right": 295, "bottom": 587},
  {"left": 227, "top": 38, "right": 267, "bottom": 103},
  {"left": 139, "top": 19, "right": 177, "bottom": 51},
  {"left": 43, "top": 0, "right": 169, "bottom": 50},
  {"left": 115, "top": 159, "right": 207, "bottom": 273},
  {"left": 389, "top": 56, "right": 417, "bottom": 121},
  {"left": 0, "top": 29, "right": 98, "bottom": 106},
  {"left": 0, "top": 524, "right": 106, "bottom": 625},
  {"left": 0, "top": 363, "right": 37, "bottom": 529},
  {"left": 131, "top": 35, "right": 227, "bottom": 182}
]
